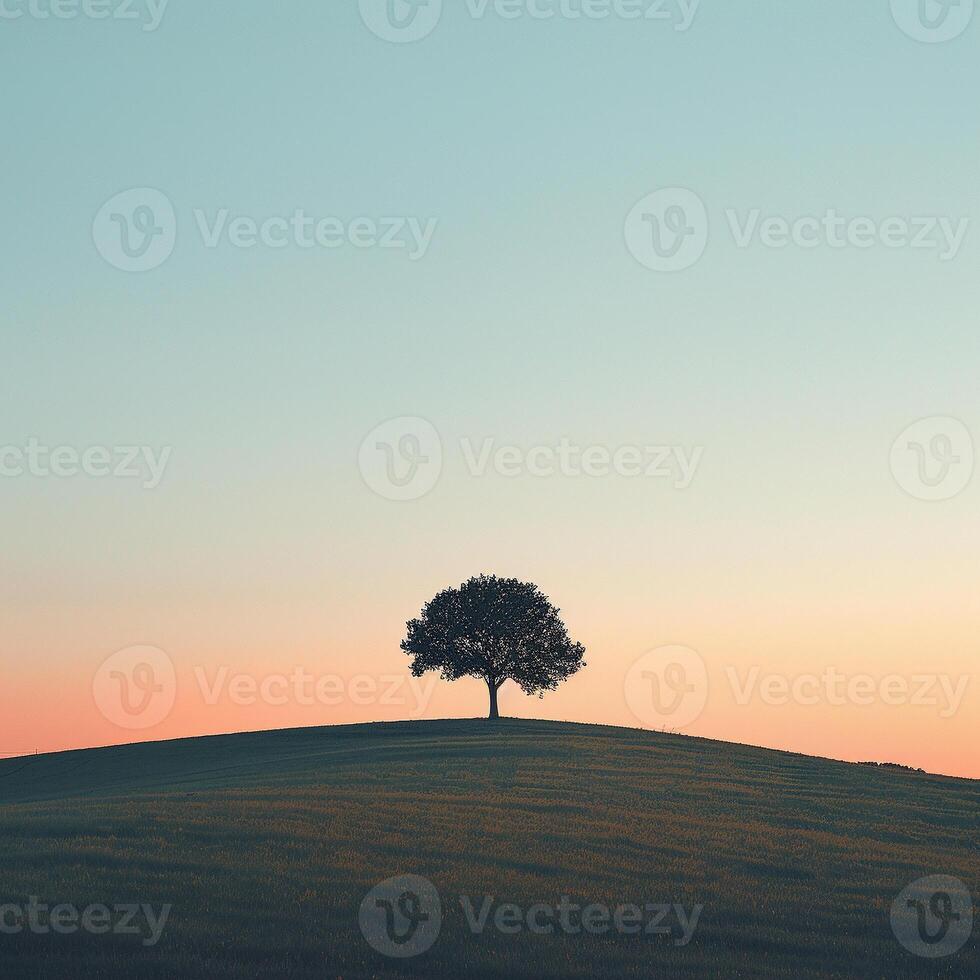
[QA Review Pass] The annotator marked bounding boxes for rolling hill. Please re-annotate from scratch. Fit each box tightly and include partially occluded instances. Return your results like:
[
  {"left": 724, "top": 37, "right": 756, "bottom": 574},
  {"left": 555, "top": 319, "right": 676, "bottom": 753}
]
[{"left": 0, "top": 719, "right": 976, "bottom": 978}]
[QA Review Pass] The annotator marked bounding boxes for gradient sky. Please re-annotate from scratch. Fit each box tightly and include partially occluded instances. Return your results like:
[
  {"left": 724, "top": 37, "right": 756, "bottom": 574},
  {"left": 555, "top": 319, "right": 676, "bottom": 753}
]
[{"left": 2, "top": 1, "right": 978, "bottom": 777}]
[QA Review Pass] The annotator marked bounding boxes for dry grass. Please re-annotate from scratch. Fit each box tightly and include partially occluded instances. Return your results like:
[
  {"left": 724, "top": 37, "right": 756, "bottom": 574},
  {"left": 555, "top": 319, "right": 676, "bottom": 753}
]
[{"left": 0, "top": 719, "right": 976, "bottom": 978}]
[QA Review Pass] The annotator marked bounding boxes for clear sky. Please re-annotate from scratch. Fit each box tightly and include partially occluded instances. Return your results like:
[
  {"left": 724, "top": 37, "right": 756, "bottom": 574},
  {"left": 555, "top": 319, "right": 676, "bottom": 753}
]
[{"left": 2, "top": 1, "right": 978, "bottom": 777}]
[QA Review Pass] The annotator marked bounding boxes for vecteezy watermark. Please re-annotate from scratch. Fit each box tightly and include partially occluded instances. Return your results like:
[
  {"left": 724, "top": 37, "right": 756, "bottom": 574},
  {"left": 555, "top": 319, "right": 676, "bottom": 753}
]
[
  {"left": 93, "top": 189, "right": 177, "bottom": 272},
  {"left": 193, "top": 667, "right": 437, "bottom": 717},
  {"left": 458, "top": 0, "right": 701, "bottom": 30},
  {"left": 891, "top": 876, "right": 973, "bottom": 958},
  {"left": 94, "top": 649, "right": 439, "bottom": 730},
  {"left": 724, "top": 210, "right": 969, "bottom": 260},
  {"left": 93, "top": 189, "right": 438, "bottom": 272},
  {"left": 0, "top": 439, "right": 172, "bottom": 490},
  {"left": 625, "top": 188, "right": 970, "bottom": 272},
  {"left": 359, "top": 417, "right": 444, "bottom": 502},
  {"left": 726, "top": 667, "right": 971, "bottom": 718},
  {"left": 359, "top": 417, "right": 704, "bottom": 501},
  {"left": 93, "top": 646, "right": 177, "bottom": 730},
  {"left": 624, "top": 188, "right": 709, "bottom": 272},
  {"left": 192, "top": 210, "right": 438, "bottom": 260},
  {"left": 358, "top": 0, "right": 700, "bottom": 43},
  {"left": 0, "top": 898, "right": 171, "bottom": 947},
  {"left": 890, "top": 417, "right": 974, "bottom": 502},
  {"left": 890, "top": 0, "right": 974, "bottom": 43},
  {"left": 458, "top": 895, "right": 702, "bottom": 943},
  {"left": 359, "top": 875, "right": 702, "bottom": 959},
  {"left": 625, "top": 652, "right": 971, "bottom": 728},
  {"left": 0, "top": 0, "right": 168, "bottom": 31},
  {"left": 359, "top": 875, "right": 443, "bottom": 958},
  {"left": 459, "top": 438, "right": 702, "bottom": 485},
  {"left": 624, "top": 645, "right": 708, "bottom": 731},
  {"left": 359, "top": 0, "right": 443, "bottom": 42}
]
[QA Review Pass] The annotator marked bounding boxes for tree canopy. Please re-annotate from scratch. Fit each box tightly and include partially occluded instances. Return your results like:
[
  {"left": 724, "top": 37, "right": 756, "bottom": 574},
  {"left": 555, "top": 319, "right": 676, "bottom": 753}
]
[{"left": 401, "top": 574, "right": 586, "bottom": 719}]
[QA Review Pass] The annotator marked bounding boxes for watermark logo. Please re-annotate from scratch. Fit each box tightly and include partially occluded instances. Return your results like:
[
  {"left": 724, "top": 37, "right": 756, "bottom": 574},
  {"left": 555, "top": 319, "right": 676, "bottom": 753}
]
[
  {"left": 358, "top": 420, "right": 704, "bottom": 499},
  {"left": 624, "top": 645, "right": 708, "bottom": 730},
  {"left": 0, "top": 0, "right": 169, "bottom": 31},
  {"left": 627, "top": 193, "right": 969, "bottom": 272},
  {"left": 462, "top": 0, "right": 700, "bottom": 29},
  {"left": 359, "top": 874, "right": 442, "bottom": 958},
  {"left": 93, "top": 645, "right": 176, "bottom": 730},
  {"left": 0, "top": 439, "right": 172, "bottom": 490},
  {"left": 359, "top": 417, "right": 443, "bottom": 501},
  {"left": 890, "top": 417, "right": 974, "bottom": 501},
  {"left": 891, "top": 875, "right": 973, "bottom": 957},
  {"left": 94, "top": 193, "right": 437, "bottom": 271},
  {"left": 890, "top": 0, "right": 974, "bottom": 43},
  {"left": 359, "top": 876, "right": 702, "bottom": 956},
  {"left": 460, "top": 438, "right": 702, "bottom": 486},
  {"left": 359, "top": 0, "right": 700, "bottom": 39},
  {"left": 725, "top": 210, "right": 968, "bottom": 261},
  {"left": 0, "top": 898, "right": 171, "bottom": 947},
  {"left": 624, "top": 188, "right": 708, "bottom": 272},
  {"left": 359, "top": 0, "right": 443, "bottom": 43},
  {"left": 192, "top": 210, "right": 437, "bottom": 259},
  {"left": 93, "top": 189, "right": 177, "bottom": 273},
  {"left": 193, "top": 667, "right": 437, "bottom": 716},
  {"left": 460, "top": 895, "right": 702, "bottom": 942},
  {"left": 726, "top": 666, "right": 970, "bottom": 717}
]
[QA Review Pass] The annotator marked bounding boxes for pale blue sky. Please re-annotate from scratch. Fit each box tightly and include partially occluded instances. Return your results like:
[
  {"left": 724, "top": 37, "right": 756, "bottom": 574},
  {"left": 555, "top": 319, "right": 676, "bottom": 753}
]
[{"left": 4, "top": 0, "right": 978, "bottom": 565}]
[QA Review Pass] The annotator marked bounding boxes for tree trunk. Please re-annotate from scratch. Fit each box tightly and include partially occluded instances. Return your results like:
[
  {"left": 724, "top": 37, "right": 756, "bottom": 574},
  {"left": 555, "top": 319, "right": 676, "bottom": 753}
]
[{"left": 487, "top": 680, "right": 500, "bottom": 720}]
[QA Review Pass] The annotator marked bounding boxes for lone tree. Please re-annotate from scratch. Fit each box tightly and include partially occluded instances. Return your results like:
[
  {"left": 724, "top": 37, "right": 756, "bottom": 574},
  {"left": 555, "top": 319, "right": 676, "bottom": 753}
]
[{"left": 401, "top": 574, "right": 586, "bottom": 720}]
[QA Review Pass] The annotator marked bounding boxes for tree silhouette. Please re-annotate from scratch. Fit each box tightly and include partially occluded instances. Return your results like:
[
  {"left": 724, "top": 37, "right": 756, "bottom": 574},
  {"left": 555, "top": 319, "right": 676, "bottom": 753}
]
[{"left": 401, "top": 575, "right": 586, "bottom": 720}]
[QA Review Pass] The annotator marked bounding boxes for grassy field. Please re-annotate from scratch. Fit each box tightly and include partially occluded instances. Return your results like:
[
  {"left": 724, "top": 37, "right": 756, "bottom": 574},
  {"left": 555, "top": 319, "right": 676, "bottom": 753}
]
[{"left": 0, "top": 719, "right": 976, "bottom": 978}]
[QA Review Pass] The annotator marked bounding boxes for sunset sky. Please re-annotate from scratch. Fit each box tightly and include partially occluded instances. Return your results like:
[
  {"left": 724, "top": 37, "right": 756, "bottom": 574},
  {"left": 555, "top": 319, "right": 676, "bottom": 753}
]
[{"left": 2, "top": 2, "right": 977, "bottom": 778}]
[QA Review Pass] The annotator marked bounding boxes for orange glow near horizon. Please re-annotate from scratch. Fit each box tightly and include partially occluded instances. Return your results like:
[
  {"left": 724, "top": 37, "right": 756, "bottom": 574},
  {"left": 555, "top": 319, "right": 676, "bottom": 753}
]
[{"left": 2, "top": 578, "right": 977, "bottom": 780}]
